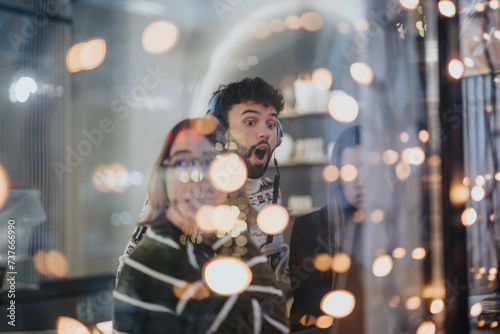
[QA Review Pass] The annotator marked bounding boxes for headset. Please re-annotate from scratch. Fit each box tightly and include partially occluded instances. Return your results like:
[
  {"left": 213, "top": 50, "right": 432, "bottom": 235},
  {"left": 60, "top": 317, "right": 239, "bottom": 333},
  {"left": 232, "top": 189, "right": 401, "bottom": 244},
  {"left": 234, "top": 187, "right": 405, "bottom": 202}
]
[{"left": 206, "top": 91, "right": 285, "bottom": 147}]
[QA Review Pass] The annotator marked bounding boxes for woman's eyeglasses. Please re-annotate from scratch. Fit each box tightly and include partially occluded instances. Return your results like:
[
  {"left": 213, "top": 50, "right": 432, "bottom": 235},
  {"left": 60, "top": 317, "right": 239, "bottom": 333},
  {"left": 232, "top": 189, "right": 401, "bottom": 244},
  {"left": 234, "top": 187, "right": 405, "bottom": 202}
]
[{"left": 163, "top": 152, "right": 219, "bottom": 170}]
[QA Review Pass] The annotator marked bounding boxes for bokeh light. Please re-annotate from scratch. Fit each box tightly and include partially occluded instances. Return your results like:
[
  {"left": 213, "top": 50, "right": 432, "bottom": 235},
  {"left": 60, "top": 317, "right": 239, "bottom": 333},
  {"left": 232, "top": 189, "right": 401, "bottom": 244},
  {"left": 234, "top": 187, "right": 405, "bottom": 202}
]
[
  {"left": 412, "top": 247, "right": 426, "bottom": 260},
  {"left": 321, "top": 290, "right": 355, "bottom": 318},
  {"left": 402, "top": 147, "right": 425, "bottom": 165},
  {"left": 448, "top": 59, "right": 464, "bottom": 79},
  {"left": 300, "top": 12, "right": 323, "bottom": 32},
  {"left": 196, "top": 205, "right": 216, "bottom": 232},
  {"left": 315, "top": 315, "right": 334, "bottom": 329},
  {"left": 418, "top": 130, "right": 430, "bottom": 142},
  {"left": 270, "top": 19, "right": 286, "bottom": 32},
  {"left": 195, "top": 116, "right": 218, "bottom": 135},
  {"left": 328, "top": 92, "right": 359, "bottom": 123},
  {"left": 350, "top": 62, "right": 374, "bottom": 85},
  {"left": 33, "top": 250, "right": 49, "bottom": 276},
  {"left": 210, "top": 154, "right": 247, "bottom": 192},
  {"left": 392, "top": 247, "right": 406, "bottom": 259},
  {"left": 45, "top": 250, "right": 68, "bottom": 278},
  {"left": 57, "top": 317, "right": 90, "bottom": 334},
  {"left": 372, "top": 254, "right": 393, "bottom": 277},
  {"left": 475, "top": 175, "right": 485, "bottom": 186},
  {"left": 430, "top": 299, "right": 445, "bottom": 314},
  {"left": 399, "top": 0, "right": 419, "bottom": 10},
  {"left": 142, "top": 20, "right": 179, "bottom": 54},
  {"left": 417, "top": 321, "right": 436, "bottom": 334},
  {"left": 340, "top": 164, "right": 357, "bottom": 182},
  {"left": 9, "top": 76, "right": 38, "bottom": 102},
  {"left": 315, "top": 253, "right": 332, "bottom": 272},
  {"left": 395, "top": 161, "right": 411, "bottom": 181},
  {"left": 470, "top": 302, "right": 483, "bottom": 317},
  {"left": 449, "top": 183, "right": 469, "bottom": 206},
  {"left": 491, "top": 0, "right": 500, "bottom": 9},
  {"left": 0, "top": 163, "right": 9, "bottom": 210},
  {"left": 211, "top": 205, "right": 238, "bottom": 232},
  {"left": 322, "top": 165, "right": 339, "bottom": 182},
  {"left": 312, "top": 68, "right": 333, "bottom": 90},
  {"left": 461, "top": 208, "right": 478, "bottom": 226},
  {"left": 250, "top": 22, "right": 271, "bottom": 40},
  {"left": 332, "top": 252, "right": 351, "bottom": 273},
  {"left": 66, "top": 39, "right": 106, "bottom": 73},
  {"left": 371, "top": 209, "right": 384, "bottom": 223},
  {"left": 438, "top": 0, "right": 456, "bottom": 17},
  {"left": 471, "top": 185, "right": 485, "bottom": 201},
  {"left": 285, "top": 15, "right": 301, "bottom": 30},
  {"left": 383, "top": 150, "right": 399, "bottom": 164},
  {"left": 257, "top": 204, "right": 289, "bottom": 235},
  {"left": 203, "top": 257, "right": 252, "bottom": 295},
  {"left": 400, "top": 132, "right": 410, "bottom": 143},
  {"left": 406, "top": 296, "right": 421, "bottom": 310}
]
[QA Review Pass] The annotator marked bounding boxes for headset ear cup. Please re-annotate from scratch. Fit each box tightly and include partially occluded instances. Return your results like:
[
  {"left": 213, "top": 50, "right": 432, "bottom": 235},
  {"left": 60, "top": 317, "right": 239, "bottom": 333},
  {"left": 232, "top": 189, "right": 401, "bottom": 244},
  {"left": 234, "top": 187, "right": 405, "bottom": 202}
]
[{"left": 276, "top": 120, "right": 284, "bottom": 147}]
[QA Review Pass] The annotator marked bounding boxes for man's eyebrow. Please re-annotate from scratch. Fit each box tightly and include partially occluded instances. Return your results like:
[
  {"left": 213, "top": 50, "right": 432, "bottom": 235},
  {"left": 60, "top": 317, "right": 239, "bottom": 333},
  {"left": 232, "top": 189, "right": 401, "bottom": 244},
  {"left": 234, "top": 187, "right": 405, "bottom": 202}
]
[
  {"left": 169, "top": 149, "right": 191, "bottom": 156},
  {"left": 241, "top": 109, "right": 278, "bottom": 118}
]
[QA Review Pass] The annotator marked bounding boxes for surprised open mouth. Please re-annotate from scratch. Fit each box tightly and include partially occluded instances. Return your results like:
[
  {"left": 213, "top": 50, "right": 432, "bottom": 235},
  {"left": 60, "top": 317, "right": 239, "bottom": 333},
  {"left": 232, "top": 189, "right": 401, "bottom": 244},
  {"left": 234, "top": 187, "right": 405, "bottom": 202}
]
[{"left": 253, "top": 144, "right": 269, "bottom": 165}]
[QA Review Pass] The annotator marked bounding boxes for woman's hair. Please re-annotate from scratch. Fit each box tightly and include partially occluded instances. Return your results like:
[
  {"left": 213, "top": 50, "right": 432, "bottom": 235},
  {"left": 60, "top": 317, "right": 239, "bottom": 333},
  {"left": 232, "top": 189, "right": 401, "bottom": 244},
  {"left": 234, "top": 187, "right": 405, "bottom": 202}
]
[
  {"left": 326, "top": 125, "right": 361, "bottom": 256},
  {"left": 142, "top": 118, "right": 257, "bottom": 227}
]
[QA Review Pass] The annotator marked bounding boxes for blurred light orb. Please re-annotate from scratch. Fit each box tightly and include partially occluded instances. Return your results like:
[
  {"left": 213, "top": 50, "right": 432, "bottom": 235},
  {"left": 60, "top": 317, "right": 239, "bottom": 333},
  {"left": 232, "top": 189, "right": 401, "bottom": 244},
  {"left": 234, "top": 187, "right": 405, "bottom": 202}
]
[
  {"left": 449, "top": 183, "right": 469, "bottom": 206},
  {"left": 211, "top": 205, "right": 238, "bottom": 232},
  {"left": 350, "top": 62, "right": 373, "bottom": 85},
  {"left": 80, "top": 39, "right": 107, "bottom": 70},
  {"left": 340, "top": 164, "right": 357, "bottom": 182},
  {"left": 412, "top": 247, "right": 426, "bottom": 260},
  {"left": 417, "top": 321, "right": 436, "bottom": 334},
  {"left": 0, "top": 163, "right": 9, "bottom": 210},
  {"left": 383, "top": 150, "right": 399, "bottom": 164},
  {"left": 251, "top": 21, "right": 271, "bottom": 39},
  {"left": 470, "top": 302, "right": 483, "bottom": 317},
  {"left": 430, "top": 299, "right": 445, "bottom": 314},
  {"left": 66, "top": 42, "right": 85, "bottom": 73},
  {"left": 461, "top": 208, "right": 477, "bottom": 226},
  {"left": 354, "top": 19, "right": 370, "bottom": 31},
  {"left": 210, "top": 154, "right": 247, "bottom": 192},
  {"left": 196, "top": 205, "right": 216, "bottom": 232},
  {"left": 285, "top": 15, "right": 301, "bottom": 30},
  {"left": 315, "top": 315, "right": 334, "bottom": 329},
  {"left": 463, "top": 57, "right": 475, "bottom": 67},
  {"left": 321, "top": 290, "right": 355, "bottom": 318},
  {"left": 10, "top": 76, "right": 38, "bottom": 103},
  {"left": 142, "top": 20, "right": 179, "bottom": 54},
  {"left": 475, "top": 175, "right": 486, "bottom": 186},
  {"left": 45, "top": 250, "right": 68, "bottom": 278},
  {"left": 471, "top": 185, "right": 485, "bottom": 201},
  {"left": 404, "top": 147, "right": 426, "bottom": 165},
  {"left": 406, "top": 296, "right": 421, "bottom": 310},
  {"left": 195, "top": 117, "right": 218, "bottom": 135},
  {"left": 257, "top": 204, "right": 289, "bottom": 235},
  {"left": 322, "top": 165, "right": 339, "bottom": 182},
  {"left": 314, "top": 253, "right": 332, "bottom": 272},
  {"left": 392, "top": 247, "right": 406, "bottom": 259},
  {"left": 332, "top": 252, "right": 351, "bottom": 273},
  {"left": 270, "top": 19, "right": 286, "bottom": 32},
  {"left": 372, "top": 254, "right": 393, "bottom": 277},
  {"left": 448, "top": 59, "right": 464, "bottom": 79},
  {"left": 371, "top": 209, "right": 384, "bottom": 223},
  {"left": 400, "top": 132, "right": 410, "bottom": 143},
  {"left": 33, "top": 250, "right": 48, "bottom": 275},
  {"left": 57, "top": 316, "right": 90, "bottom": 334},
  {"left": 328, "top": 92, "right": 359, "bottom": 123},
  {"left": 300, "top": 12, "right": 323, "bottom": 32},
  {"left": 396, "top": 161, "right": 411, "bottom": 181},
  {"left": 203, "top": 257, "right": 252, "bottom": 295},
  {"left": 353, "top": 210, "right": 364, "bottom": 222},
  {"left": 491, "top": 1, "right": 500, "bottom": 9},
  {"left": 476, "top": 3, "right": 486, "bottom": 11},
  {"left": 438, "top": 0, "right": 456, "bottom": 17},
  {"left": 399, "top": 0, "right": 419, "bottom": 10},
  {"left": 418, "top": 130, "right": 430, "bottom": 142},
  {"left": 312, "top": 68, "right": 333, "bottom": 89}
]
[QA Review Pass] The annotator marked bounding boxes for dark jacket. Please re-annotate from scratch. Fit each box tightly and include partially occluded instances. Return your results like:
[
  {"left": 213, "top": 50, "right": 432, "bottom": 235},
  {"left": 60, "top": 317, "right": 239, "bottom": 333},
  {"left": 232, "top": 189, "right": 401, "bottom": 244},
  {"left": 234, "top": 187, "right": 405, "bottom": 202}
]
[{"left": 289, "top": 206, "right": 364, "bottom": 334}]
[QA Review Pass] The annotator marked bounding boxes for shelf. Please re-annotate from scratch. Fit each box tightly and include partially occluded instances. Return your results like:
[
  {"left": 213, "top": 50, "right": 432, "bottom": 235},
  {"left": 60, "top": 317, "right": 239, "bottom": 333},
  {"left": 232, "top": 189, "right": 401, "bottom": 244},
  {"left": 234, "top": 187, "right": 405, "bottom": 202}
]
[{"left": 271, "top": 158, "right": 329, "bottom": 167}]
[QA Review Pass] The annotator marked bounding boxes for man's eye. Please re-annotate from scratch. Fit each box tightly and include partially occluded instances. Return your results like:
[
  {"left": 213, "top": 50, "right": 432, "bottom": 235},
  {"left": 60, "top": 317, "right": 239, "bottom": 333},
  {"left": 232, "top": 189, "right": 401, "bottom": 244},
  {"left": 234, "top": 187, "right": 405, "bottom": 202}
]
[
  {"left": 245, "top": 120, "right": 255, "bottom": 126},
  {"left": 267, "top": 123, "right": 276, "bottom": 129}
]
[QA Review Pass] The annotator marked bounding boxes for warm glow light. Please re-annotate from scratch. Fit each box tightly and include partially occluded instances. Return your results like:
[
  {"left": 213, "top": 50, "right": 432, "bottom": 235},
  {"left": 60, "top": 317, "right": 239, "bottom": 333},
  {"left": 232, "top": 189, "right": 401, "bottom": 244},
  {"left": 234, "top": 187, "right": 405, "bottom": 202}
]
[
  {"left": 251, "top": 22, "right": 271, "bottom": 39},
  {"left": 470, "top": 302, "right": 483, "bottom": 317},
  {"left": 400, "top": 132, "right": 410, "bottom": 143},
  {"left": 475, "top": 175, "right": 485, "bottom": 186},
  {"left": 438, "top": 1, "right": 456, "bottom": 17},
  {"left": 316, "top": 315, "right": 334, "bottom": 329},
  {"left": 332, "top": 252, "right": 351, "bottom": 273},
  {"left": 383, "top": 150, "right": 399, "bottom": 164},
  {"left": 496, "top": 172, "right": 500, "bottom": 181},
  {"left": 211, "top": 205, "right": 238, "bottom": 232},
  {"left": 300, "top": 12, "right": 323, "bottom": 31},
  {"left": 340, "top": 164, "right": 357, "bottom": 182},
  {"left": 491, "top": 1, "right": 500, "bottom": 9},
  {"left": 45, "top": 250, "right": 68, "bottom": 278},
  {"left": 80, "top": 39, "right": 106, "bottom": 70},
  {"left": 402, "top": 147, "right": 425, "bottom": 165},
  {"left": 448, "top": 59, "right": 464, "bottom": 79},
  {"left": 195, "top": 117, "right": 218, "bottom": 135},
  {"left": 312, "top": 68, "right": 333, "bottom": 89},
  {"left": 10, "top": 76, "right": 38, "bottom": 102},
  {"left": 328, "top": 92, "right": 359, "bottom": 123},
  {"left": 203, "top": 257, "right": 252, "bottom": 295},
  {"left": 321, "top": 290, "right": 355, "bottom": 318},
  {"left": 461, "top": 208, "right": 477, "bottom": 226},
  {"left": 399, "top": 0, "right": 419, "bottom": 10},
  {"left": 389, "top": 295, "right": 401, "bottom": 307},
  {"left": 372, "top": 254, "right": 393, "bottom": 277},
  {"left": 270, "top": 19, "right": 286, "bottom": 32},
  {"left": 406, "top": 296, "right": 421, "bottom": 310},
  {"left": 354, "top": 19, "right": 370, "bottom": 31},
  {"left": 323, "top": 165, "right": 339, "bottom": 182},
  {"left": 196, "top": 205, "right": 216, "bottom": 232},
  {"left": 428, "top": 155, "right": 441, "bottom": 166},
  {"left": 0, "top": 163, "right": 9, "bottom": 210},
  {"left": 471, "top": 185, "right": 486, "bottom": 201},
  {"left": 449, "top": 183, "right": 469, "bottom": 206},
  {"left": 392, "top": 247, "right": 406, "bottom": 259},
  {"left": 395, "top": 161, "right": 411, "bottom": 181},
  {"left": 417, "top": 321, "right": 436, "bottom": 334},
  {"left": 257, "top": 204, "right": 289, "bottom": 235},
  {"left": 463, "top": 57, "right": 475, "bottom": 67},
  {"left": 430, "top": 299, "right": 445, "bottom": 314},
  {"left": 418, "top": 130, "right": 430, "bottom": 142},
  {"left": 371, "top": 209, "right": 384, "bottom": 223},
  {"left": 142, "top": 21, "right": 179, "bottom": 54},
  {"left": 57, "top": 316, "right": 90, "bottom": 334},
  {"left": 353, "top": 210, "right": 364, "bottom": 222},
  {"left": 412, "top": 247, "right": 426, "bottom": 260},
  {"left": 210, "top": 154, "right": 247, "bottom": 192},
  {"left": 350, "top": 62, "right": 374, "bottom": 85},
  {"left": 285, "top": 15, "right": 301, "bottom": 30},
  {"left": 95, "top": 320, "right": 113, "bottom": 334},
  {"left": 476, "top": 3, "right": 486, "bottom": 12},
  {"left": 66, "top": 42, "right": 85, "bottom": 73},
  {"left": 315, "top": 253, "right": 332, "bottom": 272},
  {"left": 33, "top": 250, "right": 49, "bottom": 275}
]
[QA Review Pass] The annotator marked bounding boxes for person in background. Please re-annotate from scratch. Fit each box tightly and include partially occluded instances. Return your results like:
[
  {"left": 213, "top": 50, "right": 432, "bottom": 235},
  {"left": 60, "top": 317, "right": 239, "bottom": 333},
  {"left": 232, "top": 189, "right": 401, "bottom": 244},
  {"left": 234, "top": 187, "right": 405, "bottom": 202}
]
[
  {"left": 119, "top": 77, "right": 290, "bottom": 284},
  {"left": 288, "top": 125, "right": 365, "bottom": 333},
  {"left": 113, "top": 118, "right": 289, "bottom": 333}
]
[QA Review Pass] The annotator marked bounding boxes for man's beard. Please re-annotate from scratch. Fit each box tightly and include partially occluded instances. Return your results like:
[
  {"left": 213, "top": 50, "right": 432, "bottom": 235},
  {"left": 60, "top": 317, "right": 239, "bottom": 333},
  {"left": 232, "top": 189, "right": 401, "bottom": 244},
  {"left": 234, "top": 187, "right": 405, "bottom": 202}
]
[{"left": 238, "top": 140, "right": 273, "bottom": 179}]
